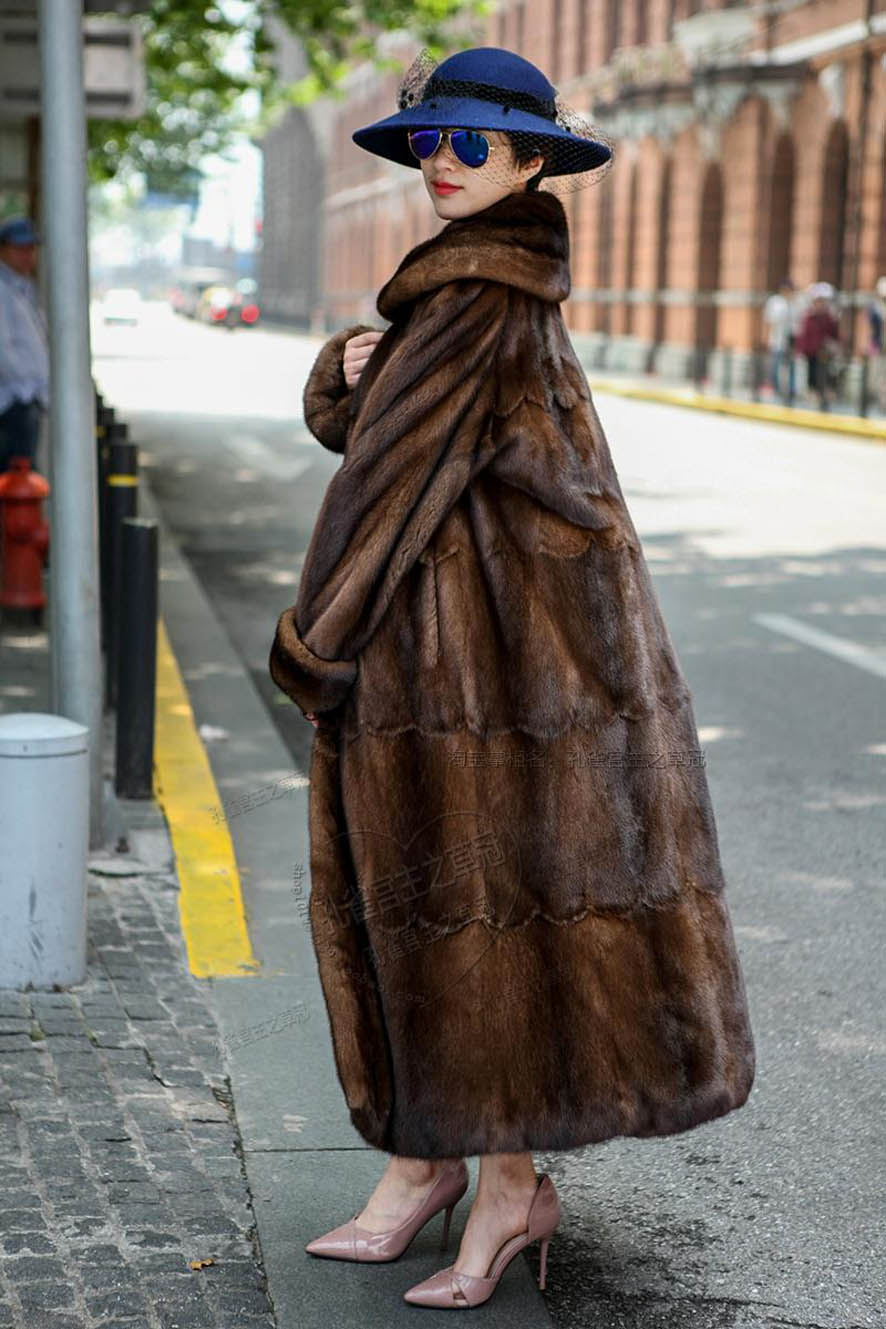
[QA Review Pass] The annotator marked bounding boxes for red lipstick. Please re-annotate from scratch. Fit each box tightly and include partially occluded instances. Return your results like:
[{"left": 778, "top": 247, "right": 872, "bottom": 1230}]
[{"left": 432, "top": 181, "right": 461, "bottom": 195}]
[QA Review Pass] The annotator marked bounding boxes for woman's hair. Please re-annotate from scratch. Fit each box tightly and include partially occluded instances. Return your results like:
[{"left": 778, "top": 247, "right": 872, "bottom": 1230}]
[{"left": 506, "top": 130, "right": 548, "bottom": 191}]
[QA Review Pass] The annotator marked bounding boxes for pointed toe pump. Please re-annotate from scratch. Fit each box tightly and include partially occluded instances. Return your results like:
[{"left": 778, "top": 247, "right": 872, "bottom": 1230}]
[
  {"left": 402, "top": 1171, "right": 561, "bottom": 1308},
  {"left": 304, "top": 1159, "right": 469, "bottom": 1263}
]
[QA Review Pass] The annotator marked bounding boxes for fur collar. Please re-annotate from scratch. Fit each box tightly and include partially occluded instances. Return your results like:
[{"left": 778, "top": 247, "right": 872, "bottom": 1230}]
[{"left": 376, "top": 189, "right": 570, "bottom": 319}]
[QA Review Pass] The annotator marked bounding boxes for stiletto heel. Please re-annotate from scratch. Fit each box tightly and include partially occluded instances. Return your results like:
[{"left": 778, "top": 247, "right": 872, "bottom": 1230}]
[
  {"left": 403, "top": 1172, "right": 562, "bottom": 1307},
  {"left": 440, "top": 1199, "right": 456, "bottom": 1250},
  {"left": 305, "top": 1159, "right": 469, "bottom": 1263},
  {"left": 537, "top": 1234, "right": 550, "bottom": 1290}
]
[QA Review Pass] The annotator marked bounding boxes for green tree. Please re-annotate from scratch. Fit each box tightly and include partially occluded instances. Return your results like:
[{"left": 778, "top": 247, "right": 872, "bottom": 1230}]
[{"left": 88, "top": 0, "right": 488, "bottom": 190}]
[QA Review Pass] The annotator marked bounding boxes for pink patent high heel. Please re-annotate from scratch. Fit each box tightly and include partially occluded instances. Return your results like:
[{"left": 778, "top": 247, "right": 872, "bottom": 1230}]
[
  {"left": 402, "top": 1171, "right": 562, "bottom": 1307},
  {"left": 304, "top": 1159, "right": 469, "bottom": 1263}
]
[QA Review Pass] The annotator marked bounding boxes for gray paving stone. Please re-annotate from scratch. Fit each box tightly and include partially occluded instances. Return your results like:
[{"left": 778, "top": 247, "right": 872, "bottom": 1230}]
[
  {"left": 94, "top": 1322, "right": 152, "bottom": 1329},
  {"left": 79, "top": 1267, "right": 140, "bottom": 1293},
  {"left": 1, "top": 1209, "right": 48, "bottom": 1230},
  {"left": 0, "top": 1035, "right": 35, "bottom": 1052},
  {"left": 124, "top": 1230, "right": 185, "bottom": 1250},
  {"left": 77, "top": 1124, "right": 131, "bottom": 1141},
  {"left": 156, "top": 1306, "right": 216, "bottom": 1329},
  {"left": 210, "top": 1288, "right": 274, "bottom": 1316},
  {"left": 11, "top": 1316, "right": 82, "bottom": 1329},
  {"left": 0, "top": 1233, "right": 56, "bottom": 1255},
  {"left": 86, "top": 1290, "right": 150, "bottom": 1318},
  {"left": 13, "top": 1285, "right": 77, "bottom": 1310},
  {"left": 56, "top": 1215, "right": 113, "bottom": 1240},
  {"left": 180, "top": 1216, "right": 240, "bottom": 1238},
  {"left": 106, "top": 1181, "right": 163, "bottom": 1204},
  {"left": 0, "top": 1190, "right": 42, "bottom": 1209},
  {"left": 3, "top": 1256, "right": 69, "bottom": 1282}
]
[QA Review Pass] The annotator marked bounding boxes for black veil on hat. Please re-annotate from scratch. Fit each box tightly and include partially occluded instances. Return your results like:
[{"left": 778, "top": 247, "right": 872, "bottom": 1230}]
[{"left": 352, "top": 46, "right": 615, "bottom": 196}]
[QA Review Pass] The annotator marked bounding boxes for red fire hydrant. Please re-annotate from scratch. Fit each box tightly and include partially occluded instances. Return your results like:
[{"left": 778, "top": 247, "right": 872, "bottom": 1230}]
[{"left": 0, "top": 456, "right": 50, "bottom": 610}]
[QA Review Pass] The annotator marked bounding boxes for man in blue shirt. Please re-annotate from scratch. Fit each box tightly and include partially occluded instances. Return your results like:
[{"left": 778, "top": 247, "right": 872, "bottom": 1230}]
[{"left": 0, "top": 217, "right": 49, "bottom": 472}]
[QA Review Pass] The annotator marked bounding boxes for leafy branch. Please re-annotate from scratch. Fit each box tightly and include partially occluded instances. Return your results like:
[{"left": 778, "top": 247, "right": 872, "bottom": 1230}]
[{"left": 87, "top": 0, "right": 490, "bottom": 190}]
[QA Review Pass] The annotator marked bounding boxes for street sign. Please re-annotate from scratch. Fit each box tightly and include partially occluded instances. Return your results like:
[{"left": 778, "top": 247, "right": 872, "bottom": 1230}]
[{"left": 0, "top": 13, "right": 146, "bottom": 120}]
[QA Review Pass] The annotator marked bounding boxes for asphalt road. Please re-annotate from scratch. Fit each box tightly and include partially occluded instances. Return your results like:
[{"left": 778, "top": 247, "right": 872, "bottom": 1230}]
[{"left": 94, "top": 303, "right": 886, "bottom": 1329}]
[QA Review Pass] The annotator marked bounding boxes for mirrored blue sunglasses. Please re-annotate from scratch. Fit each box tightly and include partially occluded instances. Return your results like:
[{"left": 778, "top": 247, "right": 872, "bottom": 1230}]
[{"left": 406, "top": 128, "right": 492, "bottom": 169}]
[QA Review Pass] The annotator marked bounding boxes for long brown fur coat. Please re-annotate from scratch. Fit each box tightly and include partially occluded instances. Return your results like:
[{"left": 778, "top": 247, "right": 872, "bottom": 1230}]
[{"left": 269, "top": 188, "right": 755, "bottom": 1158}]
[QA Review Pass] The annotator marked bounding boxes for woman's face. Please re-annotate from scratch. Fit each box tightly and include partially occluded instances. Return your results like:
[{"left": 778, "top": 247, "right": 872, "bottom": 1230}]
[{"left": 417, "top": 127, "right": 545, "bottom": 219}]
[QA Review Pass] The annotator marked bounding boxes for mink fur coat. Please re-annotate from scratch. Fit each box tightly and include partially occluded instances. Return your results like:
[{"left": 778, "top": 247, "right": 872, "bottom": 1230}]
[{"left": 269, "top": 188, "right": 755, "bottom": 1159}]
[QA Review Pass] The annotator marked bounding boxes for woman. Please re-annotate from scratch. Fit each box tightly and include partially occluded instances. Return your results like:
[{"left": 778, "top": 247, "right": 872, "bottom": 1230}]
[
  {"left": 795, "top": 283, "right": 841, "bottom": 411},
  {"left": 269, "top": 46, "right": 755, "bottom": 1310}
]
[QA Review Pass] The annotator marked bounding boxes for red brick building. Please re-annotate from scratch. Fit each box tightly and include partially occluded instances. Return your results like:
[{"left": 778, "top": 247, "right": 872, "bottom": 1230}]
[{"left": 261, "top": 3, "right": 886, "bottom": 391}]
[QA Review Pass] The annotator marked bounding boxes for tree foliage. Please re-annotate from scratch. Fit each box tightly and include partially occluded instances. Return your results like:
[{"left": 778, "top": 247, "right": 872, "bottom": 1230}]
[{"left": 87, "top": 0, "right": 488, "bottom": 189}]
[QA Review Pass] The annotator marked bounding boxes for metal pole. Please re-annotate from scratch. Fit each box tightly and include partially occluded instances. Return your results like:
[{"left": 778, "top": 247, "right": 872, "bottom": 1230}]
[{"left": 38, "top": 0, "right": 103, "bottom": 848}]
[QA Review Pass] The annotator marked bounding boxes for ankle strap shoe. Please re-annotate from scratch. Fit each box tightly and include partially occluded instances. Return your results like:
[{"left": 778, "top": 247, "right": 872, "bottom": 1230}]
[{"left": 402, "top": 1171, "right": 561, "bottom": 1306}]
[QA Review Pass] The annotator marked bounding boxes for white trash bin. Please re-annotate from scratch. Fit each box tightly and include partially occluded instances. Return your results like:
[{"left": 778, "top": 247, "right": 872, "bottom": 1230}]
[{"left": 0, "top": 712, "right": 89, "bottom": 988}]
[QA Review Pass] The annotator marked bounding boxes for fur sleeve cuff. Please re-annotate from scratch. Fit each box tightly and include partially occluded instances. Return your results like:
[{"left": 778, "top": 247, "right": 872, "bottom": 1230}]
[
  {"left": 303, "top": 323, "right": 377, "bottom": 452},
  {"left": 269, "top": 607, "right": 357, "bottom": 714}
]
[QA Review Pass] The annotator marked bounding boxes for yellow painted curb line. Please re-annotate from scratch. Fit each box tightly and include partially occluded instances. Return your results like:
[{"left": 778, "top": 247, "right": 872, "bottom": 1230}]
[
  {"left": 585, "top": 377, "right": 886, "bottom": 442},
  {"left": 153, "top": 616, "right": 260, "bottom": 979}
]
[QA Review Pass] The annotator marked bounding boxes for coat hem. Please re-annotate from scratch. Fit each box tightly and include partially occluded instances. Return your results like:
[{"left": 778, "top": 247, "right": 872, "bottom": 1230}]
[{"left": 336, "top": 694, "right": 694, "bottom": 745}]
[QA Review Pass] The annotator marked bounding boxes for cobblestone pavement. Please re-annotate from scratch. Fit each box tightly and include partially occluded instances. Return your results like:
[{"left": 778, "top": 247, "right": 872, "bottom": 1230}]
[{"left": 0, "top": 855, "right": 275, "bottom": 1329}]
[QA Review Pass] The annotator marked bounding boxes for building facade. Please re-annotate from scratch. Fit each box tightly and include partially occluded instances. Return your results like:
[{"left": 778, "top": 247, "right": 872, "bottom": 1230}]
[{"left": 262, "top": 2, "right": 886, "bottom": 387}]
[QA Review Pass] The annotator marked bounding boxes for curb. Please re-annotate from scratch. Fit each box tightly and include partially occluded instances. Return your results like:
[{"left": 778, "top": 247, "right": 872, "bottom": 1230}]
[
  {"left": 154, "top": 616, "right": 260, "bottom": 980},
  {"left": 585, "top": 376, "right": 886, "bottom": 442}
]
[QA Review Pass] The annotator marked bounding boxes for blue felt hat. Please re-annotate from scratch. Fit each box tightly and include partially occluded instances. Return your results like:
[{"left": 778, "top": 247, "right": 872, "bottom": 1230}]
[
  {"left": 0, "top": 217, "right": 40, "bottom": 246},
  {"left": 352, "top": 47, "right": 612, "bottom": 177}
]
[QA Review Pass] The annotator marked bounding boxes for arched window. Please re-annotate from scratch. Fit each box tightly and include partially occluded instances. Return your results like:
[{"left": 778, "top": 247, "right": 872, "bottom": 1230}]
[
  {"left": 876, "top": 128, "right": 886, "bottom": 280},
  {"left": 595, "top": 181, "right": 614, "bottom": 335},
  {"left": 766, "top": 132, "right": 795, "bottom": 292},
  {"left": 624, "top": 161, "right": 638, "bottom": 335},
  {"left": 818, "top": 119, "right": 849, "bottom": 289},
  {"left": 653, "top": 157, "right": 672, "bottom": 350},
  {"left": 695, "top": 160, "right": 723, "bottom": 369}
]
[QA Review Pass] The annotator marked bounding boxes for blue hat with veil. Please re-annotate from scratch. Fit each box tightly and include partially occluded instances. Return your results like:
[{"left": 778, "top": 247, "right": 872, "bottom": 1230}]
[{"left": 351, "top": 47, "right": 613, "bottom": 188}]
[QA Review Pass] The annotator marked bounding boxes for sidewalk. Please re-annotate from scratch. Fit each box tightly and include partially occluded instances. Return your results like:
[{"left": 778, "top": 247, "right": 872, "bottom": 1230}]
[
  {"left": 0, "top": 645, "right": 275, "bottom": 1326},
  {"left": 0, "top": 473, "right": 553, "bottom": 1328}
]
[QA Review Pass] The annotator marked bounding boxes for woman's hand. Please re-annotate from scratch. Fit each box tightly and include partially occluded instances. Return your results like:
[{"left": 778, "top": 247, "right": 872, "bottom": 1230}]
[{"left": 343, "top": 329, "right": 384, "bottom": 389}]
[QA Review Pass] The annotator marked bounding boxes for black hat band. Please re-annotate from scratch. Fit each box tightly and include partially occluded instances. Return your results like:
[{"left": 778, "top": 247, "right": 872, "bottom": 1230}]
[{"left": 399, "top": 75, "right": 558, "bottom": 121}]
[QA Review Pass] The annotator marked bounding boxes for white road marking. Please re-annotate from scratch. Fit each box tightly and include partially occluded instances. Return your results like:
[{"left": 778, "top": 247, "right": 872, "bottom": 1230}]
[{"left": 754, "top": 612, "right": 886, "bottom": 679}]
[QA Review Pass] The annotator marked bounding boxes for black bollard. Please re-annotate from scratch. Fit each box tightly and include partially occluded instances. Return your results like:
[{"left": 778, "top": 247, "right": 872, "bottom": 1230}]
[
  {"left": 749, "top": 345, "right": 762, "bottom": 403},
  {"left": 98, "top": 420, "right": 129, "bottom": 652},
  {"left": 104, "top": 439, "right": 139, "bottom": 711},
  {"left": 115, "top": 518, "right": 158, "bottom": 798},
  {"left": 859, "top": 356, "right": 870, "bottom": 418},
  {"left": 95, "top": 403, "right": 115, "bottom": 441}
]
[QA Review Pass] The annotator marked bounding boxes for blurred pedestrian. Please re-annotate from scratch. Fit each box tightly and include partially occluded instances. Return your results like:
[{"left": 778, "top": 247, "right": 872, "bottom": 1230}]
[
  {"left": 0, "top": 217, "right": 48, "bottom": 472},
  {"left": 865, "top": 275, "right": 886, "bottom": 413},
  {"left": 763, "top": 277, "right": 800, "bottom": 403},
  {"left": 795, "top": 282, "right": 841, "bottom": 411}
]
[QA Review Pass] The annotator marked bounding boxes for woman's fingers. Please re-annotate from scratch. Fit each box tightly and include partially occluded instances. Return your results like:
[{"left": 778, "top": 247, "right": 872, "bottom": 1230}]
[
  {"left": 348, "top": 330, "right": 384, "bottom": 349},
  {"left": 343, "top": 329, "right": 385, "bottom": 388}
]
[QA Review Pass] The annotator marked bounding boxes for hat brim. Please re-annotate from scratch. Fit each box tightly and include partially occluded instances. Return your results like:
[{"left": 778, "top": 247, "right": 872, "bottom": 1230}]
[{"left": 352, "top": 99, "right": 612, "bottom": 176}]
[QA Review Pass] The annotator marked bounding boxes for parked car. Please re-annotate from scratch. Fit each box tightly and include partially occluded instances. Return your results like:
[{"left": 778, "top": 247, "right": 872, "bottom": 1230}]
[
  {"left": 195, "top": 278, "right": 260, "bottom": 330},
  {"left": 102, "top": 287, "right": 142, "bottom": 325},
  {"left": 171, "top": 268, "right": 228, "bottom": 318}
]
